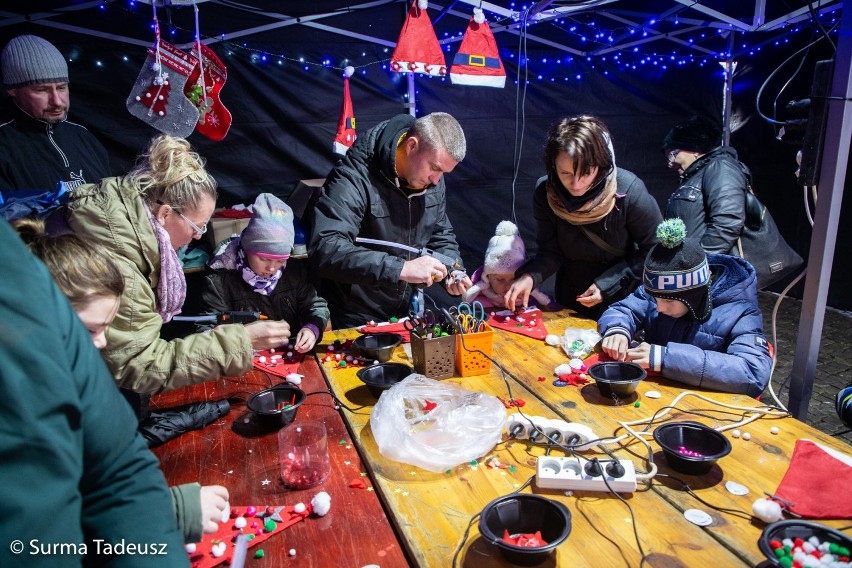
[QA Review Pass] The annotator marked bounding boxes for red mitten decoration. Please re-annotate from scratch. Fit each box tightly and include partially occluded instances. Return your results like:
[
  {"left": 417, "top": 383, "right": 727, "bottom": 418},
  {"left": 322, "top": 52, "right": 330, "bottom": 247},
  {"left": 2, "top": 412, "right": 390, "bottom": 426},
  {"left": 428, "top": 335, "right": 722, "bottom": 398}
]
[
  {"left": 185, "top": 43, "right": 232, "bottom": 141},
  {"left": 357, "top": 321, "right": 411, "bottom": 343},
  {"left": 126, "top": 40, "right": 199, "bottom": 137}
]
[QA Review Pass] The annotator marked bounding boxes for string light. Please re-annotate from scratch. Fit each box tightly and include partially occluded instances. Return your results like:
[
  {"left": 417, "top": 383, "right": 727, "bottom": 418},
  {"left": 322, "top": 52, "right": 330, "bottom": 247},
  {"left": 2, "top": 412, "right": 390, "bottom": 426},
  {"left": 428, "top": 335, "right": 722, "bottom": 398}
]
[{"left": 76, "top": 0, "right": 836, "bottom": 82}]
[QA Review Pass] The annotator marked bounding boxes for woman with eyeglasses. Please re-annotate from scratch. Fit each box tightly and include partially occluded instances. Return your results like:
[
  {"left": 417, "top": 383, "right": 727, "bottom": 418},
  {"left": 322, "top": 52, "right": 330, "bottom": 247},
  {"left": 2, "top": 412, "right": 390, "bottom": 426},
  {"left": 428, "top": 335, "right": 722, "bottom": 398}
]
[
  {"left": 505, "top": 115, "right": 662, "bottom": 319},
  {"left": 662, "top": 115, "right": 748, "bottom": 255},
  {"left": 56, "top": 134, "right": 292, "bottom": 394}
]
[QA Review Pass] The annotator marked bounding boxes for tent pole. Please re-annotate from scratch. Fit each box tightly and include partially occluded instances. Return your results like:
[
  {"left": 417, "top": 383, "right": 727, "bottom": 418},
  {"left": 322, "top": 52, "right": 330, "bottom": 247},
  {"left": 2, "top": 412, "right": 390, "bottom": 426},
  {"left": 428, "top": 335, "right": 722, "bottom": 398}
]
[
  {"left": 722, "top": 31, "right": 735, "bottom": 145},
  {"left": 405, "top": 73, "right": 417, "bottom": 117},
  {"left": 786, "top": 4, "right": 852, "bottom": 419}
]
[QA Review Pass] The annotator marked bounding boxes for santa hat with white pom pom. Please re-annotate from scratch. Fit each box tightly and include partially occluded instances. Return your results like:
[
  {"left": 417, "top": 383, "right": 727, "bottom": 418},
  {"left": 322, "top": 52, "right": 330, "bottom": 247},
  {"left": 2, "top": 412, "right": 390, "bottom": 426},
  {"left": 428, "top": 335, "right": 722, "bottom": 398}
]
[
  {"left": 390, "top": 0, "right": 446, "bottom": 77},
  {"left": 450, "top": 7, "right": 506, "bottom": 88},
  {"left": 332, "top": 66, "right": 357, "bottom": 155}
]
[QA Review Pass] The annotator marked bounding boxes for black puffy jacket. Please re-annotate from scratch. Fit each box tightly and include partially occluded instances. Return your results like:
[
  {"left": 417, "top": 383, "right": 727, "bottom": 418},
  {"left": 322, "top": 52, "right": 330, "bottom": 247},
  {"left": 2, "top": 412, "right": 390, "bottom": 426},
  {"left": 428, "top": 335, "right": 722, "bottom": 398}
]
[
  {"left": 665, "top": 146, "right": 748, "bottom": 254},
  {"left": 307, "top": 115, "right": 464, "bottom": 329}
]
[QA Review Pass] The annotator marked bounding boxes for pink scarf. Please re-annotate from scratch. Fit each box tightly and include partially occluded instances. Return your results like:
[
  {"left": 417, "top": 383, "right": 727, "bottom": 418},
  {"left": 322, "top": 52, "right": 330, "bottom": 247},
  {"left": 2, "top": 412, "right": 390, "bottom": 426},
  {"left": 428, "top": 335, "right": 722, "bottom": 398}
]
[{"left": 144, "top": 204, "right": 186, "bottom": 322}]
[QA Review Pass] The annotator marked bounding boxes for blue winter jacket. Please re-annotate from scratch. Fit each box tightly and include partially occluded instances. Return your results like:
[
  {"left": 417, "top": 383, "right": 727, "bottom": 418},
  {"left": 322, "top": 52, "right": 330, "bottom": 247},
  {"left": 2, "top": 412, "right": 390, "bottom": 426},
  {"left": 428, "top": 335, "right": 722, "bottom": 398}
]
[{"left": 597, "top": 254, "right": 771, "bottom": 397}]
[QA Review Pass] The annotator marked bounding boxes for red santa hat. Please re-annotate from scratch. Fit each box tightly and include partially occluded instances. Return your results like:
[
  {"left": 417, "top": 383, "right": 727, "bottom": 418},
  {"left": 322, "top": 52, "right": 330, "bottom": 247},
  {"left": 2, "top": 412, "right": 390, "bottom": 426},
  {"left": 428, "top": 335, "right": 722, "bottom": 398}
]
[
  {"left": 450, "top": 8, "right": 506, "bottom": 88},
  {"left": 332, "top": 66, "right": 357, "bottom": 155},
  {"left": 391, "top": 0, "right": 446, "bottom": 77}
]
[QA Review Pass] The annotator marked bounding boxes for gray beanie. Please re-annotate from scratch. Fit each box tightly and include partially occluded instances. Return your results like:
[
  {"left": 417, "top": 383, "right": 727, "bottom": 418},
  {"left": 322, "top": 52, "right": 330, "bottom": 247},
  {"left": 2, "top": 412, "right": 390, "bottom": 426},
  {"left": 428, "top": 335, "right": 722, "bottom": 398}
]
[
  {"left": 240, "top": 194, "right": 294, "bottom": 258},
  {"left": 2, "top": 35, "right": 69, "bottom": 88}
]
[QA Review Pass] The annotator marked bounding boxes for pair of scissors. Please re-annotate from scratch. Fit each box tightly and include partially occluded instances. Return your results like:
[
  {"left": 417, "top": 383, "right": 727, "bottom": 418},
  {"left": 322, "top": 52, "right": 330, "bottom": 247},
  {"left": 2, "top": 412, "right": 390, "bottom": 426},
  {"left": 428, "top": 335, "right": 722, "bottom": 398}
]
[
  {"left": 404, "top": 309, "right": 440, "bottom": 338},
  {"left": 454, "top": 301, "right": 487, "bottom": 334}
]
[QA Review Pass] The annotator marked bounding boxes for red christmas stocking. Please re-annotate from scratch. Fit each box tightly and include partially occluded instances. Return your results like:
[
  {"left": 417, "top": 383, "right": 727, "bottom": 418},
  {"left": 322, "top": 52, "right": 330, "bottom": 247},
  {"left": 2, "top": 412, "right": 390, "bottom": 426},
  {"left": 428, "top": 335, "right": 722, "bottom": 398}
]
[
  {"left": 126, "top": 40, "right": 200, "bottom": 138},
  {"left": 185, "top": 42, "right": 232, "bottom": 141}
]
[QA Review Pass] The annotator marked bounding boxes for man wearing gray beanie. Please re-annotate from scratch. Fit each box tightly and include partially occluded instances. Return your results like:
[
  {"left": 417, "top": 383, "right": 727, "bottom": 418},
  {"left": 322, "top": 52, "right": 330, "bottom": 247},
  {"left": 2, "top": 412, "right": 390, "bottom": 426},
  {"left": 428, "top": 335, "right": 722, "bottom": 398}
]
[{"left": 0, "top": 34, "right": 110, "bottom": 195}]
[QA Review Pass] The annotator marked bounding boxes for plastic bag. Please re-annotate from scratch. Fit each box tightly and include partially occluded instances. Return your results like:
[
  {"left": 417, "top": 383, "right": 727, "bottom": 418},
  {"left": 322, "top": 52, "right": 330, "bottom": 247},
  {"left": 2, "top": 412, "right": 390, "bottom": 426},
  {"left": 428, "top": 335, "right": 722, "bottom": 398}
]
[
  {"left": 370, "top": 374, "right": 507, "bottom": 472},
  {"left": 559, "top": 327, "right": 601, "bottom": 359}
]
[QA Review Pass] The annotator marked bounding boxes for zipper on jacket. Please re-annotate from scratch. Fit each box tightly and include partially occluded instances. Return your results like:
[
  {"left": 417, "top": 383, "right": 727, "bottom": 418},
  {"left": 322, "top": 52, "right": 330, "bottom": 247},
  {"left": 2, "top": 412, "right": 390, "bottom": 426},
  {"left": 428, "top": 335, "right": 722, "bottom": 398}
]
[{"left": 46, "top": 123, "right": 70, "bottom": 167}]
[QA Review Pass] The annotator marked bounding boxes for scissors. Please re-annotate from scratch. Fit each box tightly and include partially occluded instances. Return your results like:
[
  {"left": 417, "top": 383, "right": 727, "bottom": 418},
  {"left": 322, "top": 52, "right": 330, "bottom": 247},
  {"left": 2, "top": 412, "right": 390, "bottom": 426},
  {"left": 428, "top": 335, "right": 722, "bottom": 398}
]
[
  {"left": 404, "top": 309, "right": 440, "bottom": 338},
  {"left": 454, "top": 301, "right": 487, "bottom": 334}
]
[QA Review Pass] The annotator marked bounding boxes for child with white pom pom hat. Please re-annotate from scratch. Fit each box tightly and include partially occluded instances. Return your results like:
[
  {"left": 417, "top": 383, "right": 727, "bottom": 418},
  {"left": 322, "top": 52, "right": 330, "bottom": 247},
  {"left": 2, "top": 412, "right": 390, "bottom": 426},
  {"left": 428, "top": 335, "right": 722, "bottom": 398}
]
[{"left": 463, "top": 221, "right": 551, "bottom": 308}]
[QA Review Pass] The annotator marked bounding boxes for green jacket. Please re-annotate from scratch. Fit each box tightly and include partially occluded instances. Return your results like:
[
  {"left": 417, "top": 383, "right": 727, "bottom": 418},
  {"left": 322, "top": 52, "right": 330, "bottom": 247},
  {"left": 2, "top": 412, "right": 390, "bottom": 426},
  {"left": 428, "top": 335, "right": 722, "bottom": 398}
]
[
  {"left": 62, "top": 176, "right": 252, "bottom": 394},
  {"left": 0, "top": 220, "right": 187, "bottom": 567}
]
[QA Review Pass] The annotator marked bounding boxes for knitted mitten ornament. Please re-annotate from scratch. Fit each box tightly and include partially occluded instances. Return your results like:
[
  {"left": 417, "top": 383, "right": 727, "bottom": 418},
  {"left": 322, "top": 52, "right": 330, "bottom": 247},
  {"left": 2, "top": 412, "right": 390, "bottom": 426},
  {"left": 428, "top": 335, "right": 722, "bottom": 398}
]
[
  {"left": 126, "top": 40, "right": 200, "bottom": 138},
  {"left": 185, "top": 42, "right": 232, "bottom": 141}
]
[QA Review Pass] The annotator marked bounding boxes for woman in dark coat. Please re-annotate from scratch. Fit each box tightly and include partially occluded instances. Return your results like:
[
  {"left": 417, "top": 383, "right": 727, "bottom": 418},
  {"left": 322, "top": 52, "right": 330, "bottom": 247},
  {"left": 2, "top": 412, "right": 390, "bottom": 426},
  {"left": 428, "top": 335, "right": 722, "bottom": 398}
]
[{"left": 506, "top": 115, "right": 662, "bottom": 319}]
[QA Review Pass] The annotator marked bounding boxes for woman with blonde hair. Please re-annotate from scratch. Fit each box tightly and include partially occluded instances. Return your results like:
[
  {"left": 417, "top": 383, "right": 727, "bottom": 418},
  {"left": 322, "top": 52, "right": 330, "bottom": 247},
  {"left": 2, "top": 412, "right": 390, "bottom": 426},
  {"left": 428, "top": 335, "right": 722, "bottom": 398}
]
[
  {"left": 15, "top": 217, "right": 231, "bottom": 544},
  {"left": 56, "top": 134, "right": 291, "bottom": 394}
]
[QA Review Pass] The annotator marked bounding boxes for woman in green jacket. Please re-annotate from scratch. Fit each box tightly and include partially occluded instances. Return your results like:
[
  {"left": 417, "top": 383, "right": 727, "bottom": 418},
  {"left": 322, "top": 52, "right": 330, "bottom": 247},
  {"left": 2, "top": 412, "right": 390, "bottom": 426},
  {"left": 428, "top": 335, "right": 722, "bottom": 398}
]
[{"left": 58, "top": 134, "right": 292, "bottom": 394}]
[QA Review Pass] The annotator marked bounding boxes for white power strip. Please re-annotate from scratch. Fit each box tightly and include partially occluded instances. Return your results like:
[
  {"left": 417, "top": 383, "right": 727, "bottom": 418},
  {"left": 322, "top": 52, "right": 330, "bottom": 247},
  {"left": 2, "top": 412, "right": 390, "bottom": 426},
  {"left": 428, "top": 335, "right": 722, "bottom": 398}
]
[{"left": 536, "top": 456, "right": 637, "bottom": 493}]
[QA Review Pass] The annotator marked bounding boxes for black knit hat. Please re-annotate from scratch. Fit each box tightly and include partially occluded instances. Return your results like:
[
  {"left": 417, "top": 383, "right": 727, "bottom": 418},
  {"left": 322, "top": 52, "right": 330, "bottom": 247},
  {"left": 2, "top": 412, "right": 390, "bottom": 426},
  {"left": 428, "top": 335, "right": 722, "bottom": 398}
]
[
  {"left": 643, "top": 219, "right": 712, "bottom": 322},
  {"left": 662, "top": 116, "right": 721, "bottom": 154}
]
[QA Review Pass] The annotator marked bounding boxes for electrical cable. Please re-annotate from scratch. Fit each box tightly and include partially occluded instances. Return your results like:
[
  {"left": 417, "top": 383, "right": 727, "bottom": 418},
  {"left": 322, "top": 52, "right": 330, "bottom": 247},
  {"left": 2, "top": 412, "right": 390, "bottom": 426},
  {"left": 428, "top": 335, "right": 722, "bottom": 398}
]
[
  {"left": 654, "top": 473, "right": 757, "bottom": 520},
  {"left": 807, "top": 0, "right": 837, "bottom": 52},
  {"left": 594, "top": 457, "right": 648, "bottom": 566}
]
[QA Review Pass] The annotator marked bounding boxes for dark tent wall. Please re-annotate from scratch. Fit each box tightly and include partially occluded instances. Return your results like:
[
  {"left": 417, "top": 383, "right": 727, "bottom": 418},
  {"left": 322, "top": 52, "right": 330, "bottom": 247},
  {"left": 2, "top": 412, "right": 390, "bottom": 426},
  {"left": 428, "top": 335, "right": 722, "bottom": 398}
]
[{"left": 1, "top": 2, "right": 849, "bottom": 308}]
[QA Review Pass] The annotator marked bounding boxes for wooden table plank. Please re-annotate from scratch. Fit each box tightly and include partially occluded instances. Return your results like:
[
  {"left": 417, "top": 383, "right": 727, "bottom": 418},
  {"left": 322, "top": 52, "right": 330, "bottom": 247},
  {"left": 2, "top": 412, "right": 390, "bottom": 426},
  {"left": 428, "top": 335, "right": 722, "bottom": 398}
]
[
  {"left": 318, "top": 327, "right": 751, "bottom": 567},
  {"left": 150, "top": 355, "right": 408, "bottom": 567},
  {"left": 484, "top": 308, "right": 852, "bottom": 566}
]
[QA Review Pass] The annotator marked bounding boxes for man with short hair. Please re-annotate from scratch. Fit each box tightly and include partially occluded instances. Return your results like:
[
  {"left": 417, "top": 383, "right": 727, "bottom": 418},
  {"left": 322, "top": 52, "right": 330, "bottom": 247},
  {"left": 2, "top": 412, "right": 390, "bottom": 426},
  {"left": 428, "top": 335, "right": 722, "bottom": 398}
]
[
  {"left": 0, "top": 34, "right": 109, "bottom": 194},
  {"left": 308, "top": 112, "right": 472, "bottom": 329}
]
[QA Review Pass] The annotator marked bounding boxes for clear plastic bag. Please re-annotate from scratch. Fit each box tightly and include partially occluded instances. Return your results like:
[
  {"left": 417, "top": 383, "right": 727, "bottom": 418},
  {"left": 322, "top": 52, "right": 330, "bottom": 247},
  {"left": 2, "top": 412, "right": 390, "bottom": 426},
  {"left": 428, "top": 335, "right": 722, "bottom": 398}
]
[
  {"left": 370, "top": 374, "right": 507, "bottom": 472},
  {"left": 559, "top": 327, "right": 602, "bottom": 359}
]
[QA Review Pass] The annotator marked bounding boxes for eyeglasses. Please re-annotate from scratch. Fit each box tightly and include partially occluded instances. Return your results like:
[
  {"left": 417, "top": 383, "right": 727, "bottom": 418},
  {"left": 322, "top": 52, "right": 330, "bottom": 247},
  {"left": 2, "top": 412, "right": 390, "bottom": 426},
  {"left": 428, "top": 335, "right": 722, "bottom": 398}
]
[
  {"left": 156, "top": 199, "right": 207, "bottom": 236},
  {"left": 666, "top": 149, "right": 681, "bottom": 162},
  {"left": 176, "top": 211, "right": 207, "bottom": 236}
]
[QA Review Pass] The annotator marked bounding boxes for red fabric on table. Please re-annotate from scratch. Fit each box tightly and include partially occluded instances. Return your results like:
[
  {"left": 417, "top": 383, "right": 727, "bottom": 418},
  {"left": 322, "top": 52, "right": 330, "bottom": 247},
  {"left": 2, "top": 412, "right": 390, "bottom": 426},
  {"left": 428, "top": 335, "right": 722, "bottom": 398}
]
[
  {"left": 357, "top": 321, "right": 411, "bottom": 343},
  {"left": 774, "top": 439, "right": 852, "bottom": 519},
  {"left": 486, "top": 308, "right": 549, "bottom": 340},
  {"left": 189, "top": 504, "right": 311, "bottom": 568},
  {"left": 211, "top": 209, "right": 253, "bottom": 219},
  {"left": 253, "top": 350, "right": 305, "bottom": 379}
]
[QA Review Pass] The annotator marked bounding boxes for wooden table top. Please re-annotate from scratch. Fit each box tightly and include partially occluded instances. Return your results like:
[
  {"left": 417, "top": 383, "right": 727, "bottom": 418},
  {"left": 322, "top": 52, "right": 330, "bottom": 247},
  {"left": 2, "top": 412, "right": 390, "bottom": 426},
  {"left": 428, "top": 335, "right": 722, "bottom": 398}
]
[
  {"left": 318, "top": 307, "right": 852, "bottom": 568},
  {"left": 150, "top": 355, "right": 409, "bottom": 567}
]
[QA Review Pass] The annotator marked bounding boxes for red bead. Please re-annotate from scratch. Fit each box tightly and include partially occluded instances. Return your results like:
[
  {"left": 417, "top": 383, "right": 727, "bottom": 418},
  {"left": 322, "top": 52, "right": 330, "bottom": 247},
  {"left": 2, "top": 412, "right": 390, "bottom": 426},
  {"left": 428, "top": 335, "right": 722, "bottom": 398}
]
[{"left": 770, "top": 540, "right": 783, "bottom": 549}]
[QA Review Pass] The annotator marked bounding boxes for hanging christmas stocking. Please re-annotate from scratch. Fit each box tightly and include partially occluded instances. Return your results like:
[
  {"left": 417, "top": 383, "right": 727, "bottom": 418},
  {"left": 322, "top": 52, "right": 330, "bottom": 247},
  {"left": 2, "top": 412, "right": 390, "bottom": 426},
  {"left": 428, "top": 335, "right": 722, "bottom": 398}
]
[
  {"left": 126, "top": 40, "right": 200, "bottom": 138},
  {"left": 185, "top": 42, "right": 232, "bottom": 141}
]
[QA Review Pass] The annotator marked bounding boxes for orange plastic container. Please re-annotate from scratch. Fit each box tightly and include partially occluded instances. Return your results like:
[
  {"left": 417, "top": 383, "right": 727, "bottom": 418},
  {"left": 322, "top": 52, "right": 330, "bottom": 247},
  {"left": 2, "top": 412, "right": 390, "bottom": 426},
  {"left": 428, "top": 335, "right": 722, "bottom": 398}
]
[{"left": 454, "top": 323, "right": 494, "bottom": 377}]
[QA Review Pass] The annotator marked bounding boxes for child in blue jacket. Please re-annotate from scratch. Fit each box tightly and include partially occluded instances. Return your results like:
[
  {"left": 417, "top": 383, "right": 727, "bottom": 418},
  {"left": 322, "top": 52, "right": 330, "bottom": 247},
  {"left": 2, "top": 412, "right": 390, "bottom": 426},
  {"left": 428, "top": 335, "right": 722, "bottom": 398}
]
[{"left": 598, "top": 219, "right": 771, "bottom": 397}]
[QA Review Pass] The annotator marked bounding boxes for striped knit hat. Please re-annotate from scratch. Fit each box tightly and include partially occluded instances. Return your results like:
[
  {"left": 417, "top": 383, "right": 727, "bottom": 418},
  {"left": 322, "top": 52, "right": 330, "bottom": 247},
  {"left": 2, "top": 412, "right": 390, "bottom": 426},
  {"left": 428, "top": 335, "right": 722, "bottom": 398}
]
[{"left": 2, "top": 35, "right": 68, "bottom": 88}]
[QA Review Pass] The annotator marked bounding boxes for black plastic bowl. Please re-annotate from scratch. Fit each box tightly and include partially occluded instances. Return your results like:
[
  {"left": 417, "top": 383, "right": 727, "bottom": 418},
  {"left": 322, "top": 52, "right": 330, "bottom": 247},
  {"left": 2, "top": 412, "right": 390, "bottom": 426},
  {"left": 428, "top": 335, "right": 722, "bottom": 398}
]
[
  {"left": 588, "top": 362, "right": 647, "bottom": 397},
  {"left": 759, "top": 520, "right": 852, "bottom": 566},
  {"left": 653, "top": 421, "right": 732, "bottom": 475},
  {"left": 478, "top": 494, "right": 572, "bottom": 566},
  {"left": 356, "top": 363, "right": 413, "bottom": 398},
  {"left": 247, "top": 384, "right": 306, "bottom": 430},
  {"left": 352, "top": 332, "right": 402, "bottom": 363}
]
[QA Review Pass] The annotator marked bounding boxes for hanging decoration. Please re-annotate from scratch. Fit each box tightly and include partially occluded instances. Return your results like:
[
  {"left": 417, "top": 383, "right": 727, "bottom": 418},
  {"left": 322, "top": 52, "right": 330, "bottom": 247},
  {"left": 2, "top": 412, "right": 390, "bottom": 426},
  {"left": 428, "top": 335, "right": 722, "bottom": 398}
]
[
  {"left": 185, "top": 3, "right": 232, "bottom": 141},
  {"left": 332, "top": 66, "right": 357, "bottom": 155},
  {"left": 450, "top": 7, "right": 506, "bottom": 88},
  {"left": 390, "top": 0, "right": 446, "bottom": 77},
  {"left": 126, "top": 4, "right": 200, "bottom": 137}
]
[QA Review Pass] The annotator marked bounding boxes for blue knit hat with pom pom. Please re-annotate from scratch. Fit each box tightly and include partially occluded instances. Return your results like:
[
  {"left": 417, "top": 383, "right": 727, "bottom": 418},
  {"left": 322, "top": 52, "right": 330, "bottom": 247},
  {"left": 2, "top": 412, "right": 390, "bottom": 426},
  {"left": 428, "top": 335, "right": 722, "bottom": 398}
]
[{"left": 643, "top": 219, "right": 712, "bottom": 322}]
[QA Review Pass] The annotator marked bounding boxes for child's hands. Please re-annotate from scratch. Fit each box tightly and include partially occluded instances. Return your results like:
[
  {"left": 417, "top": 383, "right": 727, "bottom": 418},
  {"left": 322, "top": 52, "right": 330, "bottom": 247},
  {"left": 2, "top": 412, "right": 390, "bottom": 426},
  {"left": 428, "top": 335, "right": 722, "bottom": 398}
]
[
  {"left": 244, "top": 320, "right": 291, "bottom": 350},
  {"left": 505, "top": 274, "right": 534, "bottom": 311},
  {"left": 293, "top": 327, "right": 318, "bottom": 353},
  {"left": 199, "top": 485, "right": 229, "bottom": 534},
  {"left": 576, "top": 283, "right": 602, "bottom": 307},
  {"left": 625, "top": 342, "right": 651, "bottom": 368},
  {"left": 601, "top": 334, "right": 630, "bottom": 361}
]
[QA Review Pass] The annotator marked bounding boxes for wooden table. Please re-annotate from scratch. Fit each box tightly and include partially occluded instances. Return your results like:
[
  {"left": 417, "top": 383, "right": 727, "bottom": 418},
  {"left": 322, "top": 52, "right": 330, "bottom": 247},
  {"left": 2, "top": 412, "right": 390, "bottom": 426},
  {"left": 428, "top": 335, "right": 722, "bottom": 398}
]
[
  {"left": 318, "top": 308, "right": 852, "bottom": 567},
  {"left": 150, "top": 354, "right": 409, "bottom": 567}
]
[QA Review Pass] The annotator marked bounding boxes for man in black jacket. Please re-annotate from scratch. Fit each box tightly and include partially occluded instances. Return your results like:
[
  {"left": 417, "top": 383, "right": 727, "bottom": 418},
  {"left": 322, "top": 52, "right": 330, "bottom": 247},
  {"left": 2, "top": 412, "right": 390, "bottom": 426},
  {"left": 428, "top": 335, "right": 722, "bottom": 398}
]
[
  {"left": 308, "top": 112, "right": 472, "bottom": 329},
  {"left": 0, "top": 35, "right": 110, "bottom": 195},
  {"left": 662, "top": 116, "right": 748, "bottom": 255}
]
